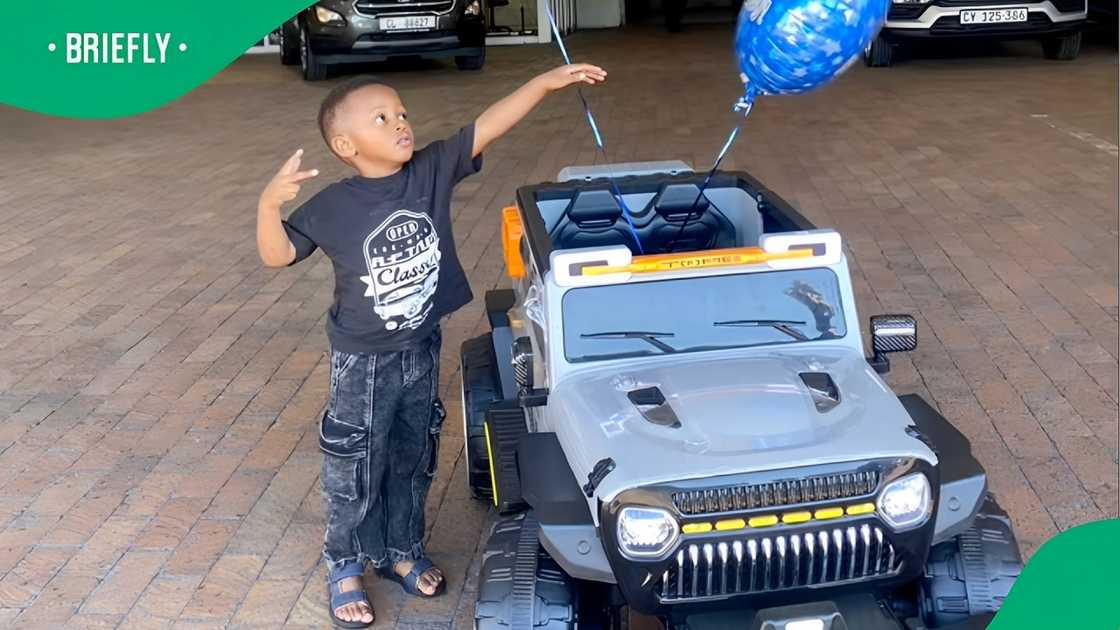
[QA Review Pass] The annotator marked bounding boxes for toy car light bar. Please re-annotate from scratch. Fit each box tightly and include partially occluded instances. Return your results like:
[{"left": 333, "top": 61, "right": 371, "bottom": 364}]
[
  {"left": 759, "top": 229, "right": 842, "bottom": 269},
  {"left": 552, "top": 229, "right": 842, "bottom": 287}
]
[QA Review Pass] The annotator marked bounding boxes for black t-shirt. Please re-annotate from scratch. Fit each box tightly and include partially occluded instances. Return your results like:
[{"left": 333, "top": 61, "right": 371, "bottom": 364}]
[{"left": 282, "top": 124, "right": 482, "bottom": 354}]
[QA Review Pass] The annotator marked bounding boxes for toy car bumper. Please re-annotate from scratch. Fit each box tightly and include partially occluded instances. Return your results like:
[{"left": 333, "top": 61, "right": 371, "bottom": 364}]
[
  {"left": 883, "top": 0, "right": 1086, "bottom": 37},
  {"left": 682, "top": 595, "right": 995, "bottom": 630}
]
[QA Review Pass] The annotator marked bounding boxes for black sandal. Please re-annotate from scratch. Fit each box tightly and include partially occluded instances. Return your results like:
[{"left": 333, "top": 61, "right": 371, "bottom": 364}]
[
  {"left": 380, "top": 557, "right": 446, "bottom": 598},
  {"left": 327, "top": 562, "right": 374, "bottom": 629}
]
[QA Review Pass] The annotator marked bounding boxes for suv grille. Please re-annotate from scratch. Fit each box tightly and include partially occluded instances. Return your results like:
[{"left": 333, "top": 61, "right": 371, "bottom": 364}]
[
  {"left": 888, "top": 5, "right": 927, "bottom": 19},
  {"left": 672, "top": 471, "right": 879, "bottom": 516},
  {"left": 354, "top": 0, "right": 455, "bottom": 16},
  {"left": 937, "top": 0, "right": 1082, "bottom": 8},
  {"left": 1050, "top": 0, "right": 1086, "bottom": 12},
  {"left": 658, "top": 524, "right": 900, "bottom": 602}
]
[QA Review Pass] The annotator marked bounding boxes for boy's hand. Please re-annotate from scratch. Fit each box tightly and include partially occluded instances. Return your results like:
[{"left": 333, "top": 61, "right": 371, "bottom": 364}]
[
  {"left": 471, "top": 63, "right": 606, "bottom": 158},
  {"left": 260, "top": 149, "right": 319, "bottom": 209},
  {"left": 536, "top": 63, "right": 607, "bottom": 92}
]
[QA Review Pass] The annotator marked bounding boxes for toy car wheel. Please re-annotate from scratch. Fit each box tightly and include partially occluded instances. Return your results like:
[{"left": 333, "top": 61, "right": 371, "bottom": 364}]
[
  {"left": 280, "top": 20, "right": 300, "bottom": 66},
  {"left": 300, "top": 23, "right": 328, "bottom": 81},
  {"left": 864, "top": 34, "right": 893, "bottom": 67},
  {"left": 920, "top": 495, "right": 1022, "bottom": 627},
  {"left": 455, "top": 50, "right": 486, "bottom": 71},
  {"left": 476, "top": 515, "right": 576, "bottom": 630},
  {"left": 1042, "top": 31, "right": 1081, "bottom": 60},
  {"left": 461, "top": 334, "right": 501, "bottom": 500}
]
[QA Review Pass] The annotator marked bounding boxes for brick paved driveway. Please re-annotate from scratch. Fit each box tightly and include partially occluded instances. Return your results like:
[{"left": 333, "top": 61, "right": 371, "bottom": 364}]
[{"left": 0, "top": 25, "right": 1116, "bottom": 630}]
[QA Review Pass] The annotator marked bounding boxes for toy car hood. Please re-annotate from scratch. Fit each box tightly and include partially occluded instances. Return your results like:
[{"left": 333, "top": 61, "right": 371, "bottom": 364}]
[{"left": 548, "top": 346, "right": 937, "bottom": 505}]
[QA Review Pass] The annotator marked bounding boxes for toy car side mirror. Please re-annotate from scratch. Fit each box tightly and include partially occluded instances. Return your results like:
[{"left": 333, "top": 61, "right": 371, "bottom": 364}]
[
  {"left": 512, "top": 336, "right": 548, "bottom": 407},
  {"left": 868, "top": 314, "right": 917, "bottom": 374}
]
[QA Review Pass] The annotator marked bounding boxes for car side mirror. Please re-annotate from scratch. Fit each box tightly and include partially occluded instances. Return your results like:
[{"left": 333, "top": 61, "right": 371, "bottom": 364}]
[
  {"left": 868, "top": 314, "right": 917, "bottom": 374},
  {"left": 512, "top": 336, "right": 548, "bottom": 407}
]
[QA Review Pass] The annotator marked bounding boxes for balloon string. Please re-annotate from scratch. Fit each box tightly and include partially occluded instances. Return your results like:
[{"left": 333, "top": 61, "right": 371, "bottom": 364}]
[
  {"left": 542, "top": 0, "right": 644, "bottom": 254},
  {"left": 664, "top": 90, "right": 754, "bottom": 252}
]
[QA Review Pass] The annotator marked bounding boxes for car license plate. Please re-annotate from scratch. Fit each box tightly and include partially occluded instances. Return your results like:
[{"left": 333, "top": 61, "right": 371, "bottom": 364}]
[
  {"left": 379, "top": 15, "right": 437, "bottom": 31},
  {"left": 959, "top": 7, "right": 1028, "bottom": 24}
]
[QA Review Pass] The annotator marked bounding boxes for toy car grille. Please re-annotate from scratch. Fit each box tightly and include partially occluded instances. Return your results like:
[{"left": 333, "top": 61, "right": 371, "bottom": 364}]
[
  {"left": 671, "top": 471, "right": 879, "bottom": 516},
  {"left": 657, "top": 524, "right": 900, "bottom": 602}
]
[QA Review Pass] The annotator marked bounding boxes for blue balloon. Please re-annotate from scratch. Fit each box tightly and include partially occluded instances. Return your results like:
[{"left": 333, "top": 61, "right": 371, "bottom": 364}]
[{"left": 734, "top": 0, "right": 889, "bottom": 107}]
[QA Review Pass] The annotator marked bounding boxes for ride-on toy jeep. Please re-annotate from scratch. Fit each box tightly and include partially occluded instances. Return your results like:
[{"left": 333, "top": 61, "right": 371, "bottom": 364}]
[{"left": 460, "top": 162, "right": 1022, "bottom": 630}]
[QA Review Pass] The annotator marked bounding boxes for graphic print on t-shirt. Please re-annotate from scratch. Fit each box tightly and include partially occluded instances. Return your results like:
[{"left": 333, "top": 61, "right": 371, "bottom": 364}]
[{"left": 359, "top": 210, "right": 441, "bottom": 332}]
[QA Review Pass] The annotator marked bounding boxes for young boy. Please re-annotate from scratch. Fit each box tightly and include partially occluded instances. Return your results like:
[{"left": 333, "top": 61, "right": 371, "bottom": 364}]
[{"left": 256, "top": 63, "right": 606, "bottom": 628}]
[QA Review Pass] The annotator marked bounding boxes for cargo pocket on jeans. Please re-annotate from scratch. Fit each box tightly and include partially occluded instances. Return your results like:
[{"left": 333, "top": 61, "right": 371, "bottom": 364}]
[
  {"left": 322, "top": 455, "right": 362, "bottom": 502},
  {"left": 319, "top": 411, "right": 367, "bottom": 459},
  {"left": 425, "top": 399, "right": 447, "bottom": 477}
]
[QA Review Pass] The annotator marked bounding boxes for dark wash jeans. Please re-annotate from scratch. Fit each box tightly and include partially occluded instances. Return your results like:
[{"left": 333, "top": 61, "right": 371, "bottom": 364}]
[{"left": 319, "top": 328, "right": 445, "bottom": 570}]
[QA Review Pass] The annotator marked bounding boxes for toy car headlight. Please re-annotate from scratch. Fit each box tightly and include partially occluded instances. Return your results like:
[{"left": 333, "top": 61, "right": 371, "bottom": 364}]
[
  {"left": 617, "top": 507, "right": 679, "bottom": 558},
  {"left": 876, "top": 473, "right": 932, "bottom": 531}
]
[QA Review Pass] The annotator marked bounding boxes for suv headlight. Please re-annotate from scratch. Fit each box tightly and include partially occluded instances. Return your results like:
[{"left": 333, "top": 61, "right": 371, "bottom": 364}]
[
  {"left": 617, "top": 507, "right": 679, "bottom": 558},
  {"left": 877, "top": 473, "right": 932, "bottom": 531},
  {"left": 465, "top": 0, "right": 482, "bottom": 15},
  {"left": 315, "top": 6, "right": 346, "bottom": 25}
]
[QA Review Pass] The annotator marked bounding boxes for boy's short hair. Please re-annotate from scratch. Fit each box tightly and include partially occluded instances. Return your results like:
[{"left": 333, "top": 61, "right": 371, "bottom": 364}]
[{"left": 318, "top": 76, "right": 390, "bottom": 147}]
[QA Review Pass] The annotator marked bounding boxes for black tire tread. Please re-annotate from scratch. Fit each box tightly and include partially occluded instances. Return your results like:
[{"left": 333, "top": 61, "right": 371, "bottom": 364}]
[
  {"left": 301, "top": 24, "right": 327, "bottom": 81},
  {"left": 1042, "top": 31, "right": 1081, "bottom": 60},
  {"left": 475, "top": 514, "right": 575, "bottom": 630},
  {"left": 456, "top": 51, "right": 486, "bottom": 71},
  {"left": 280, "top": 21, "right": 300, "bottom": 66},
  {"left": 865, "top": 35, "right": 893, "bottom": 67},
  {"left": 461, "top": 334, "right": 501, "bottom": 500}
]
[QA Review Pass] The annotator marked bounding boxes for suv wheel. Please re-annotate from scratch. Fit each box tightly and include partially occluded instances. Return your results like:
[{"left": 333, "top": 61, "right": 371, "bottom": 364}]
[
  {"left": 1042, "top": 31, "right": 1081, "bottom": 60},
  {"left": 280, "top": 20, "right": 299, "bottom": 65},
  {"left": 864, "top": 34, "right": 893, "bottom": 67},
  {"left": 456, "top": 49, "right": 486, "bottom": 71},
  {"left": 300, "top": 23, "right": 328, "bottom": 81}
]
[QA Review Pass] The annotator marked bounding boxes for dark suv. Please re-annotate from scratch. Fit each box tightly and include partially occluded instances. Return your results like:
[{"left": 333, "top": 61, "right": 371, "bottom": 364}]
[{"left": 280, "top": 0, "right": 487, "bottom": 80}]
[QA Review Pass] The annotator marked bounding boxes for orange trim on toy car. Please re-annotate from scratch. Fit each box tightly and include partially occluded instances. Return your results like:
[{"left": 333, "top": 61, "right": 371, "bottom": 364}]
[
  {"left": 581, "top": 246, "right": 814, "bottom": 277},
  {"left": 502, "top": 206, "right": 526, "bottom": 279}
]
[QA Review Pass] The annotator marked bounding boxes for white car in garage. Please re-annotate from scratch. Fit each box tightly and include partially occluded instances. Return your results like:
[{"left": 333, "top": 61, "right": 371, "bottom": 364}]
[{"left": 866, "top": 0, "right": 1088, "bottom": 66}]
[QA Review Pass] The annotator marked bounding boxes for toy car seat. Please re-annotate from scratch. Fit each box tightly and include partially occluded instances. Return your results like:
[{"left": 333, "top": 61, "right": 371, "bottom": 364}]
[
  {"left": 646, "top": 183, "right": 736, "bottom": 253},
  {"left": 550, "top": 188, "right": 641, "bottom": 252}
]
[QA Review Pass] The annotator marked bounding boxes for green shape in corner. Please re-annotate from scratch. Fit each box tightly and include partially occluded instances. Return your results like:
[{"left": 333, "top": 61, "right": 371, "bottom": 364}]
[
  {"left": 989, "top": 517, "right": 1120, "bottom": 630},
  {"left": 0, "top": 1, "right": 314, "bottom": 119}
]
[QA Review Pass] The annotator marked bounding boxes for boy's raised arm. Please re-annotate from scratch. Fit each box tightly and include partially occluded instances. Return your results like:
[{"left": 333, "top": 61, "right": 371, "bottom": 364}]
[
  {"left": 472, "top": 63, "right": 606, "bottom": 158},
  {"left": 257, "top": 149, "right": 318, "bottom": 267}
]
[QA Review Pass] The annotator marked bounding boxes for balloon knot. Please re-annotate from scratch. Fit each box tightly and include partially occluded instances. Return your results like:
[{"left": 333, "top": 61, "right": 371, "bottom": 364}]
[{"left": 733, "top": 95, "right": 755, "bottom": 117}]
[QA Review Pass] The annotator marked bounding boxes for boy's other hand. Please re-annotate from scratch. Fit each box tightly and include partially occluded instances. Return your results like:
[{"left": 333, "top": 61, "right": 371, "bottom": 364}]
[
  {"left": 537, "top": 64, "right": 607, "bottom": 92},
  {"left": 260, "top": 149, "right": 319, "bottom": 209}
]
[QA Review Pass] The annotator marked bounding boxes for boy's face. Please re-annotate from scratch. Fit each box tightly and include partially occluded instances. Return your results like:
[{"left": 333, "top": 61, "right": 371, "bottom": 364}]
[{"left": 330, "top": 85, "right": 414, "bottom": 169}]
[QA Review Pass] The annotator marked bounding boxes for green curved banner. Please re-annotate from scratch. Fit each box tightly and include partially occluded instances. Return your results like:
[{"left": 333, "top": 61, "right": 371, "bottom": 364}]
[
  {"left": 989, "top": 518, "right": 1119, "bottom": 629},
  {"left": 0, "top": 1, "right": 313, "bottom": 119}
]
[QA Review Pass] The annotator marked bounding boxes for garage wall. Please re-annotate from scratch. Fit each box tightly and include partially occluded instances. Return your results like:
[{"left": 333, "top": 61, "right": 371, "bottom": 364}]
[
  {"left": 576, "top": 0, "right": 625, "bottom": 28},
  {"left": 494, "top": 0, "right": 540, "bottom": 31},
  {"left": 645, "top": 0, "right": 735, "bottom": 8}
]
